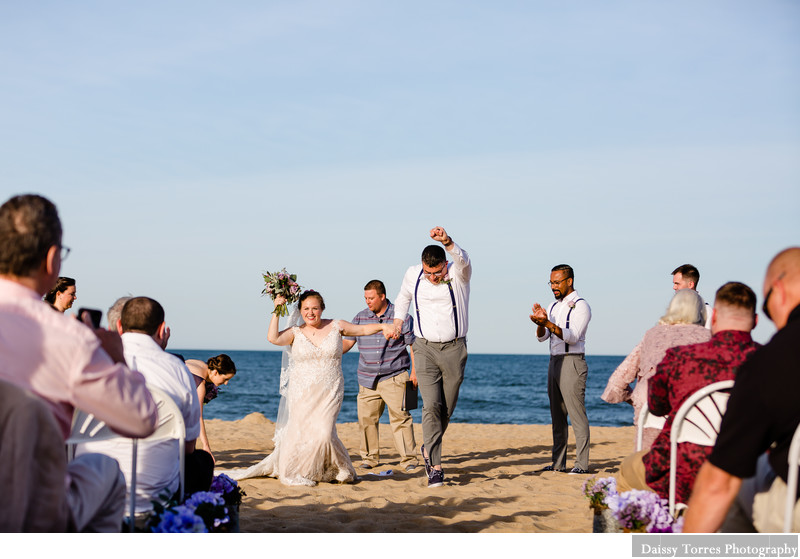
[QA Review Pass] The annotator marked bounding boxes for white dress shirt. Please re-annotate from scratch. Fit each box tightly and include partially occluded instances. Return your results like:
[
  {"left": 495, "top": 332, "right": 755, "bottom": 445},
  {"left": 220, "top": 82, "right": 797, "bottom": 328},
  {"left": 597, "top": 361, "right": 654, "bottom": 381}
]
[
  {"left": 537, "top": 291, "right": 592, "bottom": 355},
  {"left": 78, "top": 332, "right": 201, "bottom": 513},
  {"left": 393, "top": 241, "right": 471, "bottom": 343}
]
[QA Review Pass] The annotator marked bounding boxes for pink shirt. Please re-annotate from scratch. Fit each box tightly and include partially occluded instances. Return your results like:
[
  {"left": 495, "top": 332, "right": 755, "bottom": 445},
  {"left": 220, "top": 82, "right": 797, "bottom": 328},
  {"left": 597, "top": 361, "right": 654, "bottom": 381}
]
[
  {"left": 601, "top": 323, "right": 711, "bottom": 449},
  {"left": 0, "top": 278, "right": 157, "bottom": 439}
]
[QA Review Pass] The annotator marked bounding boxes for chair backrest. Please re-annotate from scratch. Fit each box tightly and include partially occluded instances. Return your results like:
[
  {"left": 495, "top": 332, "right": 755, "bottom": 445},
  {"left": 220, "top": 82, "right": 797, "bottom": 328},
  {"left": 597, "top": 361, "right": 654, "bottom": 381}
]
[
  {"left": 138, "top": 385, "right": 186, "bottom": 505},
  {"left": 668, "top": 380, "right": 735, "bottom": 515},
  {"left": 66, "top": 384, "right": 186, "bottom": 528},
  {"left": 784, "top": 422, "right": 800, "bottom": 532},
  {"left": 0, "top": 380, "right": 70, "bottom": 531},
  {"left": 636, "top": 404, "right": 667, "bottom": 452}
]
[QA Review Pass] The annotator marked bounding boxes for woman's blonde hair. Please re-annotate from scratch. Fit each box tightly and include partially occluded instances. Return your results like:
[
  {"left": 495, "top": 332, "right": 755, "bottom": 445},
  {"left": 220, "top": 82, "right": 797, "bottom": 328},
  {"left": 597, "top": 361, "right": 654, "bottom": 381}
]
[{"left": 659, "top": 289, "right": 706, "bottom": 326}]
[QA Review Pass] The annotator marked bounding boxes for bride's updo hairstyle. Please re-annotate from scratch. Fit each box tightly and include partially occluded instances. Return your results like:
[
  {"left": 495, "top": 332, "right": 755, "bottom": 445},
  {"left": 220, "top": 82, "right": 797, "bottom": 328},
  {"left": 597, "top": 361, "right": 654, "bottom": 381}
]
[
  {"left": 298, "top": 289, "right": 325, "bottom": 311},
  {"left": 207, "top": 354, "right": 236, "bottom": 377}
]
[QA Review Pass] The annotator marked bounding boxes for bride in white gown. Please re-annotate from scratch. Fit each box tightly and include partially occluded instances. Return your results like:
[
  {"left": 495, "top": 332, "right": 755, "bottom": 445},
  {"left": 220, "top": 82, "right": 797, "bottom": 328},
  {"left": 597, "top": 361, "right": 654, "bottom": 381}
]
[{"left": 232, "top": 290, "right": 396, "bottom": 486}]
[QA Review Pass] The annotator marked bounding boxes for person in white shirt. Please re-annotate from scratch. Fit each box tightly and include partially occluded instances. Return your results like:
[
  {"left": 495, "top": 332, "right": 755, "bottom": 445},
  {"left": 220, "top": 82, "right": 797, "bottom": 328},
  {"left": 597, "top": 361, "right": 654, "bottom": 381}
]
[
  {"left": 79, "top": 297, "right": 212, "bottom": 514},
  {"left": 530, "top": 264, "right": 592, "bottom": 475},
  {"left": 671, "top": 263, "right": 712, "bottom": 329},
  {"left": 393, "top": 226, "right": 471, "bottom": 488}
]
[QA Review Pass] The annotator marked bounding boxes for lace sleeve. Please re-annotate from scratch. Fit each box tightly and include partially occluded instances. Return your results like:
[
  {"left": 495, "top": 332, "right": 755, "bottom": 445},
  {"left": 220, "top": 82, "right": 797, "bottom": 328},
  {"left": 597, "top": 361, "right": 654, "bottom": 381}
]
[{"left": 600, "top": 340, "right": 642, "bottom": 403}]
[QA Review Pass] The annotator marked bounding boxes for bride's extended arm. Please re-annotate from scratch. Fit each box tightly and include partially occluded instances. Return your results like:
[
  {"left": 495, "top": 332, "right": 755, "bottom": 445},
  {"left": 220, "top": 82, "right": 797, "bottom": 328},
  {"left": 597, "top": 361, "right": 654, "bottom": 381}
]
[
  {"left": 339, "top": 321, "right": 396, "bottom": 340},
  {"left": 267, "top": 296, "right": 295, "bottom": 346}
]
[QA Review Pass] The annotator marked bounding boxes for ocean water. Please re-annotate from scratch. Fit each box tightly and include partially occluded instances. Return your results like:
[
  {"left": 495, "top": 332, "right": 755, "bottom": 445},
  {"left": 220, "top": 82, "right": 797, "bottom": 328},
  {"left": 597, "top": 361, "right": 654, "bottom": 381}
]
[{"left": 175, "top": 350, "right": 632, "bottom": 428}]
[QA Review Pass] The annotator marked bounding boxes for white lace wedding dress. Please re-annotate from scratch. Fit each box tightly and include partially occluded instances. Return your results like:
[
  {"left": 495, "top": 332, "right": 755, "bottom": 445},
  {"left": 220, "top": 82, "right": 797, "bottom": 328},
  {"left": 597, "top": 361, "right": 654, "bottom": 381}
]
[{"left": 231, "top": 320, "right": 356, "bottom": 486}]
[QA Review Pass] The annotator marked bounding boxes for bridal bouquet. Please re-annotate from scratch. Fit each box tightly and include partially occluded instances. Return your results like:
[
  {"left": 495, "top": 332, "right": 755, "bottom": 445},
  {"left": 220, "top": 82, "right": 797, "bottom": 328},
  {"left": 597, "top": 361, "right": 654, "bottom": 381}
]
[{"left": 261, "top": 268, "right": 302, "bottom": 317}]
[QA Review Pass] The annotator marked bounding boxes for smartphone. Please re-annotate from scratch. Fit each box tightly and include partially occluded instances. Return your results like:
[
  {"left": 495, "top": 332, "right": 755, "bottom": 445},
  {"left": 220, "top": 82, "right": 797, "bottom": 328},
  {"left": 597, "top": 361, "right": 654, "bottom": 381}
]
[{"left": 77, "top": 308, "right": 103, "bottom": 329}]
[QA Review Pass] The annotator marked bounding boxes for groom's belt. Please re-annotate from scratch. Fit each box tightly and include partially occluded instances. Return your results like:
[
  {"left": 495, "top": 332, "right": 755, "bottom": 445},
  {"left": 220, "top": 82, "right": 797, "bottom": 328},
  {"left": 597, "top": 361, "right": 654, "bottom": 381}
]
[{"left": 416, "top": 337, "right": 465, "bottom": 347}]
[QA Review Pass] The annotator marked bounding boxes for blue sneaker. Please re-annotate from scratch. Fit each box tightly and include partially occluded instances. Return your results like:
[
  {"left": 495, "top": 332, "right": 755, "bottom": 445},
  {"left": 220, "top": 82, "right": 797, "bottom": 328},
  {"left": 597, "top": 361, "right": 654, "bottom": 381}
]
[
  {"left": 420, "top": 444, "right": 432, "bottom": 477},
  {"left": 428, "top": 468, "right": 444, "bottom": 488}
]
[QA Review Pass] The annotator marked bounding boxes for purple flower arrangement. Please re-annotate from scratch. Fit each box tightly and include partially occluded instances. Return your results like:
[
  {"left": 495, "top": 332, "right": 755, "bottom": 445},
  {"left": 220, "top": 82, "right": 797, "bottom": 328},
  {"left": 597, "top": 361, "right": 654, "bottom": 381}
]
[
  {"left": 582, "top": 476, "right": 682, "bottom": 533},
  {"left": 151, "top": 505, "right": 207, "bottom": 533},
  {"left": 582, "top": 476, "right": 617, "bottom": 512},
  {"left": 149, "top": 474, "right": 246, "bottom": 533}
]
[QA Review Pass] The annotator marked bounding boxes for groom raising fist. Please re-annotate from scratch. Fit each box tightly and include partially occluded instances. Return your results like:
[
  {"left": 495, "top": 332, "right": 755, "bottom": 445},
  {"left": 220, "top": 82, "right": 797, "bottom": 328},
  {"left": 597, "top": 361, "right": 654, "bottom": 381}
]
[{"left": 392, "top": 226, "right": 472, "bottom": 488}]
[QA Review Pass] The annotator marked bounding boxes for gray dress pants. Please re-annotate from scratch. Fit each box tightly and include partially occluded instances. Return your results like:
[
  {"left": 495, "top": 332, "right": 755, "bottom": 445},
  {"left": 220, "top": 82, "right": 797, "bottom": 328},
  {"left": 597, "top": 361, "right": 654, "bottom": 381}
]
[
  {"left": 413, "top": 337, "right": 468, "bottom": 467},
  {"left": 547, "top": 354, "right": 590, "bottom": 470}
]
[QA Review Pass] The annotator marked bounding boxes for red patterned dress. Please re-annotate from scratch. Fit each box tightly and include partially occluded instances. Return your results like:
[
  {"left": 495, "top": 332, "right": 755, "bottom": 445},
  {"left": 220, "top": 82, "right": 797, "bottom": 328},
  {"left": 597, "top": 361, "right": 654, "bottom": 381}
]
[{"left": 642, "top": 330, "right": 759, "bottom": 504}]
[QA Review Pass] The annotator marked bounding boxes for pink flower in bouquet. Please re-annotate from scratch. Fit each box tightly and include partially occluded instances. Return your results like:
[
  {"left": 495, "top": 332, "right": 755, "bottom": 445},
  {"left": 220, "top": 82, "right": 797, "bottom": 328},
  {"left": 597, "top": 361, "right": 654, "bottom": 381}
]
[{"left": 261, "top": 268, "right": 302, "bottom": 317}]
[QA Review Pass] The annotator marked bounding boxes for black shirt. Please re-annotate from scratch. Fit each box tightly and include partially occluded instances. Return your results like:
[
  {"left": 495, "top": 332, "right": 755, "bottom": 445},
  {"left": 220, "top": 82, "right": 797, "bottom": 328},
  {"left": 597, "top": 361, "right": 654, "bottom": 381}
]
[{"left": 710, "top": 304, "right": 800, "bottom": 493}]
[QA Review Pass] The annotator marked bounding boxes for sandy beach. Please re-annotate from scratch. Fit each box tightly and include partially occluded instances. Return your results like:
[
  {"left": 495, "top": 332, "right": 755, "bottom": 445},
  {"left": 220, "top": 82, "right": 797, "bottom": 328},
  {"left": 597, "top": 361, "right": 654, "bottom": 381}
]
[{"left": 207, "top": 414, "right": 634, "bottom": 533}]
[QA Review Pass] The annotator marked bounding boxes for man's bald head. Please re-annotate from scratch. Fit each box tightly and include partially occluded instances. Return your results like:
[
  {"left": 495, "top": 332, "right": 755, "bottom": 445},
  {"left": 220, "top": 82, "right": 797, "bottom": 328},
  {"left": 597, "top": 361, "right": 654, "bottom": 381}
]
[{"left": 762, "top": 247, "right": 800, "bottom": 329}]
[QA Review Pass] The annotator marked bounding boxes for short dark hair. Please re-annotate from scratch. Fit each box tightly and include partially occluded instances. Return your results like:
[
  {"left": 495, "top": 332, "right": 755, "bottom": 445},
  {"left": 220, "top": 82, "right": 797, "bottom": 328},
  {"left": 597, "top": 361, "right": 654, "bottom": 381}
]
[
  {"left": 121, "top": 297, "right": 165, "bottom": 335},
  {"left": 421, "top": 245, "right": 446, "bottom": 268},
  {"left": 43, "top": 276, "right": 75, "bottom": 304},
  {"left": 363, "top": 279, "right": 386, "bottom": 296},
  {"left": 207, "top": 354, "right": 236, "bottom": 376},
  {"left": 551, "top": 264, "right": 574, "bottom": 280},
  {"left": 672, "top": 264, "right": 700, "bottom": 286},
  {"left": 715, "top": 281, "right": 757, "bottom": 314},
  {"left": 0, "top": 194, "right": 62, "bottom": 277},
  {"left": 298, "top": 289, "right": 325, "bottom": 311}
]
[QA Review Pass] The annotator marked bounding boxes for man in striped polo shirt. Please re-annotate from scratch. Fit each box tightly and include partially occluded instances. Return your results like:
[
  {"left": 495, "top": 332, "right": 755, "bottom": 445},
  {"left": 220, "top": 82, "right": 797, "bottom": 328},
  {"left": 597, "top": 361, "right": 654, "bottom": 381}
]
[{"left": 343, "top": 279, "right": 418, "bottom": 472}]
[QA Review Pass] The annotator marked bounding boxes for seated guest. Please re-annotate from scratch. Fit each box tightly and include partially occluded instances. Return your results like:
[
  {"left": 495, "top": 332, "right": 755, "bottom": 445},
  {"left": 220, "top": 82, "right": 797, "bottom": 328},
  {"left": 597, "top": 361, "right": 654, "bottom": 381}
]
[
  {"left": 615, "top": 282, "right": 759, "bottom": 505},
  {"left": 43, "top": 276, "right": 77, "bottom": 312},
  {"left": 0, "top": 194, "right": 157, "bottom": 532},
  {"left": 602, "top": 288, "right": 710, "bottom": 450},
  {"left": 107, "top": 295, "right": 132, "bottom": 333},
  {"left": 185, "top": 354, "right": 237, "bottom": 461},
  {"left": 79, "top": 297, "right": 213, "bottom": 514},
  {"left": 685, "top": 248, "right": 800, "bottom": 533}
]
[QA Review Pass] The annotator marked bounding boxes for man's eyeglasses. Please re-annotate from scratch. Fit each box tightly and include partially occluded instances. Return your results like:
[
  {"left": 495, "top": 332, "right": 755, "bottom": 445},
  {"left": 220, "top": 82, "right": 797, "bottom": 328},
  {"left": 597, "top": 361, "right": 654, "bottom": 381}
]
[
  {"left": 60, "top": 245, "right": 71, "bottom": 261},
  {"left": 424, "top": 265, "right": 447, "bottom": 278},
  {"left": 548, "top": 278, "right": 568, "bottom": 287},
  {"left": 762, "top": 272, "right": 785, "bottom": 321}
]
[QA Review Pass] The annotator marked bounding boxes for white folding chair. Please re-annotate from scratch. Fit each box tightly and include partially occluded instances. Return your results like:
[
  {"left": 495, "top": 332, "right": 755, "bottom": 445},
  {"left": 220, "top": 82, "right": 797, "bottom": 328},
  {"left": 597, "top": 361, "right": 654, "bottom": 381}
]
[
  {"left": 636, "top": 404, "right": 666, "bottom": 452},
  {"left": 784, "top": 423, "right": 800, "bottom": 532},
  {"left": 66, "top": 385, "right": 186, "bottom": 531},
  {"left": 669, "top": 380, "right": 734, "bottom": 515}
]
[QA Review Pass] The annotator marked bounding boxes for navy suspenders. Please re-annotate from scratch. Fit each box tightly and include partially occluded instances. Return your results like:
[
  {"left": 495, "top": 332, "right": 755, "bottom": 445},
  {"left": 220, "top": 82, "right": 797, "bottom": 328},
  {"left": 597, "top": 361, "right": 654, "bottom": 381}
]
[
  {"left": 414, "top": 269, "right": 458, "bottom": 341},
  {"left": 549, "top": 298, "right": 584, "bottom": 353}
]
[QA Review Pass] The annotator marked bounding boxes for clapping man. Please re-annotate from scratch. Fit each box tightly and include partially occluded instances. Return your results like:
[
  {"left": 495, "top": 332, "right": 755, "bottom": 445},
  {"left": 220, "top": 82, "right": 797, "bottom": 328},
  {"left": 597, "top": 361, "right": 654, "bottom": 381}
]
[{"left": 531, "top": 264, "right": 592, "bottom": 475}]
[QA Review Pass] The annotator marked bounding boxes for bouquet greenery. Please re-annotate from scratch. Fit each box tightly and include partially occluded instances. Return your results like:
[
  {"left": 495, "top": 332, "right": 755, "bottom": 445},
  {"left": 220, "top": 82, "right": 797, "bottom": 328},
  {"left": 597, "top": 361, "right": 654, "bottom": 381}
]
[{"left": 261, "top": 268, "right": 301, "bottom": 317}]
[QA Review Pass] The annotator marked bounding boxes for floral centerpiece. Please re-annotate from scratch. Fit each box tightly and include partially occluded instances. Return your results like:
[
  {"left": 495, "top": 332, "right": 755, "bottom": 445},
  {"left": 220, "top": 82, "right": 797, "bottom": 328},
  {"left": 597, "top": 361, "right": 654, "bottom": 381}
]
[
  {"left": 261, "top": 268, "right": 302, "bottom": 317},
  {"left": 606, "top": 489, "right": 680, "bottom": 533},
  {"left": 211, "top": 473, "right": 245, "bottom": 508},
  {"left": 147, "top": 474, "right": 246, "bottom": 533},
  {"left": 583, "top": 476, "right": 617, "bottom": 513},
  {"left": 150, "top": 504, "right": 208, "bottom": 533},
  {"left": 582, "top": 477, "right": 682, "bottom": 533},
  {"left": 583, "top": 476, "right": 621, "bottom": 533}
]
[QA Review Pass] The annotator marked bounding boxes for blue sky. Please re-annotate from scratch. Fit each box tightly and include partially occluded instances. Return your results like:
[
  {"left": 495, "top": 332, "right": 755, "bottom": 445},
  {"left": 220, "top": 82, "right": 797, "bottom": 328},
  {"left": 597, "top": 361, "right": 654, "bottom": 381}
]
[{"left": 2, "top": 1, "right": 798, "bottom": 355}]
